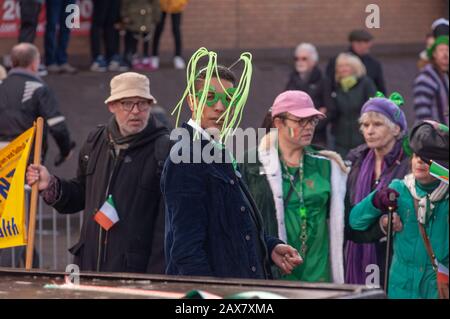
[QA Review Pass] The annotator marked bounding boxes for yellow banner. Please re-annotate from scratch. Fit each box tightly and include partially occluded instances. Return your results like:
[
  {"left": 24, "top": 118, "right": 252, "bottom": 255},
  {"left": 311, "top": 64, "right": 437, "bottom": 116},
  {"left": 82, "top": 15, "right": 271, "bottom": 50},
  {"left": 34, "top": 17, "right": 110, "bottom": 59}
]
[{"left": 0, "top": 126, "right": 35, "bottom": 249}]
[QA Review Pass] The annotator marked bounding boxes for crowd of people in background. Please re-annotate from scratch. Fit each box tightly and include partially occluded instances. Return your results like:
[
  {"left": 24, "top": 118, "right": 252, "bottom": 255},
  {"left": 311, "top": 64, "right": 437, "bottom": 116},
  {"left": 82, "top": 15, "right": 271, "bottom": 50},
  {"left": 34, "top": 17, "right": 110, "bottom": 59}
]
[
  {"left": 0, "top": 2, "right": 448, "bottom": 300},
  {"left": 1, "top": 0, "right": 188, "bottom": 75}
]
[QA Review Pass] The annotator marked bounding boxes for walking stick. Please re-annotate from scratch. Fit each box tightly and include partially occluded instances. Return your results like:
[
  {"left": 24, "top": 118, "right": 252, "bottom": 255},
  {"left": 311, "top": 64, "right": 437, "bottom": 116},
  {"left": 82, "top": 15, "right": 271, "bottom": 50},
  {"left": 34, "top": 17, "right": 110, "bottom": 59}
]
[
  {"left": 383, "top": 192, "right": 396, "bottom": 294},
  {"left": 26, "top": 117, "right": 43, "bottom": 270}
]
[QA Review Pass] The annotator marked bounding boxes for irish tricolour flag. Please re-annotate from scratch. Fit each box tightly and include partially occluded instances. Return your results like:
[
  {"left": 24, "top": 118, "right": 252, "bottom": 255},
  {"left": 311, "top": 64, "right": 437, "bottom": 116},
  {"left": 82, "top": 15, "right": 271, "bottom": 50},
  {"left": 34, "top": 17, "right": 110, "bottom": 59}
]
[
  {"left": 94, "top": 195, "right": 119, "bottom": 231},
  {"left": 438, "top": 262, "right": 449, "bottom": 285},
  {"left": 430, "top": 161, "right": 449, "bottom": 185}
]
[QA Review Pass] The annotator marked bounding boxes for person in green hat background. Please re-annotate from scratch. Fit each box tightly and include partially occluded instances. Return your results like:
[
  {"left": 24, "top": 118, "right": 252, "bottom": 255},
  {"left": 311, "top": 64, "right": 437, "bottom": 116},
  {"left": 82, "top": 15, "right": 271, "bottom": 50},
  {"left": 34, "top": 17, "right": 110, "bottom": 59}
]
[{"left": 413, "top": 26, "right": 449, "bottom": 126}]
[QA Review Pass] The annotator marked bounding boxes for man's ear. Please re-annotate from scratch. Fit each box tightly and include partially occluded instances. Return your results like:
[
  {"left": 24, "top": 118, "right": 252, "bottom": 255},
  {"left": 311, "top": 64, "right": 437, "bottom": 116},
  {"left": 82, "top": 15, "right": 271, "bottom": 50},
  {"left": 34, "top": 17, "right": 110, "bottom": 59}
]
[
  {"left": 107, "top": 102, "right": 116, "bottom": 114},
  {"left": 30, "top": 56, "right": 40, "bottom": 73},
  {"left": 186, "top": 95, "right": 195, "bottom": 113}
]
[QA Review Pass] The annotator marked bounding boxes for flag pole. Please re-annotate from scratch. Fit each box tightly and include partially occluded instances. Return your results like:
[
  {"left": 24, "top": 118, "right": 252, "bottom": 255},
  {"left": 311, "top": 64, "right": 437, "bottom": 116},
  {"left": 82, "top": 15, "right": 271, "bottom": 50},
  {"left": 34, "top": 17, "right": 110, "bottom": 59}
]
[{"left": 25, "top": 117, "right": 44, "bottom": 270}]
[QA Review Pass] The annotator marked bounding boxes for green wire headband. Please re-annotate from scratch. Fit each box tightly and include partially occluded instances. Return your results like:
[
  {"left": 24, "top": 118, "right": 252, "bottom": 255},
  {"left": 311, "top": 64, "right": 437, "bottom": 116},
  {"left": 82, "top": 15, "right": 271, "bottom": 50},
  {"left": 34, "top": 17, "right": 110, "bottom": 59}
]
[{"left": 171, "top": 47, "right": 253, "bottom": 143}]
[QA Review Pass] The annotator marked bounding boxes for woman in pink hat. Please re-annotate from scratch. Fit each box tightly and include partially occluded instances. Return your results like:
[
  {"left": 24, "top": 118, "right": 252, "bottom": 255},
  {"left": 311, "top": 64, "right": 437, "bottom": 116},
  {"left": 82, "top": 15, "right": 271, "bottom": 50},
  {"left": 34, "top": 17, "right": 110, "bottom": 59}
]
[{"left": 240, "top": 90, "right": 349, "bottom": 283}]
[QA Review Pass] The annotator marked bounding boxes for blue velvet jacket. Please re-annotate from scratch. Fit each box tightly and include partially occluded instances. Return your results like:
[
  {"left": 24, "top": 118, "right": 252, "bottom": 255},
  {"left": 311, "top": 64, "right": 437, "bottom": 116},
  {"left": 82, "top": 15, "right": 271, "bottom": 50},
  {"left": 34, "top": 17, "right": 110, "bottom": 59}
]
[{"left": 161, "top": 123, "right": 283, "bottom": 279}]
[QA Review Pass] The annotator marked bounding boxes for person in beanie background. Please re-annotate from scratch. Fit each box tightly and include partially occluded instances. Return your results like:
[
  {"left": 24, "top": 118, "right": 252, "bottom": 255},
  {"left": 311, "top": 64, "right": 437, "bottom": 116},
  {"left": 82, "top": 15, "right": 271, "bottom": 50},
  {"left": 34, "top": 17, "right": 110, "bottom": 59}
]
[
  {"left": 413, "top": 31, "right": 449, "bottom": 125},
  {"left": 417, "top": 32, "right": 435, "bottom": 70},
  {"left": 344, "top": 93, "right": 410, "bottom": 286},
  {"left": 350, "top": 120, "right": 449, "bottom": 299},
  {"left": 25, "top": 72, "right": 172, "bottom": 274},
  {"left": 417, "top": 19, "right": 449, "bottom": 70},
  {"left": 240, "top": 90, "right": 348, "bottom": 284}
]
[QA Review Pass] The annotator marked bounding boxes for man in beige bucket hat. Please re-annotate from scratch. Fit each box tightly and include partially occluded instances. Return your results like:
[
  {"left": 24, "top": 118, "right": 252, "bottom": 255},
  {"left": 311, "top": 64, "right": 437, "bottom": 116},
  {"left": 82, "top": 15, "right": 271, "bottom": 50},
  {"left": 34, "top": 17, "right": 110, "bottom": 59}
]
[
  {"left": 105, "top": 72, "right": 158, "bottom": 136},
  {"left": 26, "top": 72, "right": 172, "bottom": 274}
]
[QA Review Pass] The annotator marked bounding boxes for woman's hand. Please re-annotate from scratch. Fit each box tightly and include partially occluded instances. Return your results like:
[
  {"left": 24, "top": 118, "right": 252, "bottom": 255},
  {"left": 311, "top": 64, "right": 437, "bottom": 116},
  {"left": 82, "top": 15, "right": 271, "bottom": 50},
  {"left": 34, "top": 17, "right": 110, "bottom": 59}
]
[
  {"left": 271, "top": 244, "right": 303, "bottom": 275},
  {"left": 380, "top": 213, "right": 403, "bottom": 233}
]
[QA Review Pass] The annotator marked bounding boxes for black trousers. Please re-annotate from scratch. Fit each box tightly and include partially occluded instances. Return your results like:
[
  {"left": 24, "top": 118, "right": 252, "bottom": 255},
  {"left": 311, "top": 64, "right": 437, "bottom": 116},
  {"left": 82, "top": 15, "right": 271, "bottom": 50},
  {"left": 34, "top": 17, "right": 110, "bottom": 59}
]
[
  {"left": 18, "top": 0, "right": 41, "bottom": 43},
  {"left": 124, "top": 31, "right": 152, "bottom": 65},
  {"left": 152, "top": 12, "right": 182, "bottom": 57},
  {"left": 90, "top": 0, "right": 121, "bottom": 61}
]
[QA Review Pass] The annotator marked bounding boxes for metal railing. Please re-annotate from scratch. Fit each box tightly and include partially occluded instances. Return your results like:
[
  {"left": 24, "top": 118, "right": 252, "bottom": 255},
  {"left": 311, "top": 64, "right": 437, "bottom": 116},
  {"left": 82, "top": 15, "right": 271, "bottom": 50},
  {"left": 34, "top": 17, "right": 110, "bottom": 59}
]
[{"left": 0, "top": 192, "right": 82, "bottom": 271}]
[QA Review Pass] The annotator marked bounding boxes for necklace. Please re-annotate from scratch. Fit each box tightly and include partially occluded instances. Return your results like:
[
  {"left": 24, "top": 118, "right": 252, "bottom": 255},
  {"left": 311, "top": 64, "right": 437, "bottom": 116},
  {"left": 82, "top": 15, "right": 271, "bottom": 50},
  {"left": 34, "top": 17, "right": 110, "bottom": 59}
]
[{"left": 281, "top": 155, "right": 308, "bottom": 258}]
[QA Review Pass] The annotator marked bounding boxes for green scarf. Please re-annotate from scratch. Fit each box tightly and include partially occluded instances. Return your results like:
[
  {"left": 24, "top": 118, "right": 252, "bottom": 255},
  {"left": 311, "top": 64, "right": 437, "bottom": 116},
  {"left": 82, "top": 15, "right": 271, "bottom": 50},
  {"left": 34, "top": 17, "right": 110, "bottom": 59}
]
[{"left": 340, "top": 75, "right": 358, "bottom": 92}]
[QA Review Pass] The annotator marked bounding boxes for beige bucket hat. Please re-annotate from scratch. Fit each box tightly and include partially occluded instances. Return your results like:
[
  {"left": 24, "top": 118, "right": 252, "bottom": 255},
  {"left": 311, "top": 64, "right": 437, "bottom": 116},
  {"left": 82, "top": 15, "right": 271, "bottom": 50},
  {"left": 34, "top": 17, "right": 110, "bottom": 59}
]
[{"left": 104, "top": 72, "right": 157, "bottom": 104}]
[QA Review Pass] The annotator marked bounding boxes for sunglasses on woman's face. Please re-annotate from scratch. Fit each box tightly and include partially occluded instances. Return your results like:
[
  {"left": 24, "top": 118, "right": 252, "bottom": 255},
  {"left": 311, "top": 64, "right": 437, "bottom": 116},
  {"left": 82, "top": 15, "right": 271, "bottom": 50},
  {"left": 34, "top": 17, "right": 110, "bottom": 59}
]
[
  {"left": 294, "top": 56, "right": 309, "bottom": 62},
  {"left": 195, "top": 86, "right": 241, "bottom": 108}
]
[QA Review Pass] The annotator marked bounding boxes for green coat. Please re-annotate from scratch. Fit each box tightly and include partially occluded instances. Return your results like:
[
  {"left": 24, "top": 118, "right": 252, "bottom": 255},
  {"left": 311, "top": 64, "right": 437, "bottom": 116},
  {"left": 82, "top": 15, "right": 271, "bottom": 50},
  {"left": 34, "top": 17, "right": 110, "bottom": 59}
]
[
  {"left": 121, "top": 0, "right": 161, "bottom": 33},
  {"left": 350, "top": 177, "right": 449, "bottom": 299},
  {"left": 239, "top": 131, "right": 348, "bottom": 283}
]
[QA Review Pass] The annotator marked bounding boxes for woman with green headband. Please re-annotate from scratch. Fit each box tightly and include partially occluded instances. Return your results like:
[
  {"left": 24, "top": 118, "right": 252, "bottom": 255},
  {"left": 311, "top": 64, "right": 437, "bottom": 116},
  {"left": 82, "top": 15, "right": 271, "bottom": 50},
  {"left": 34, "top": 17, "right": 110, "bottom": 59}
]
[{"left": 161, "top": 48, "right": 302, "bottom": 279}]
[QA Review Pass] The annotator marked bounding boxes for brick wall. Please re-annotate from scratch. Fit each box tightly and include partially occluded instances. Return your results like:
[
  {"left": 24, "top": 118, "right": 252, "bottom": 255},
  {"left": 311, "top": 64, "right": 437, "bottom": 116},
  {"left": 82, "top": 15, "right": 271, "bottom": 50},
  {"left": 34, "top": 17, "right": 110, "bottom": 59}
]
[
  {"left": 0, "top": 0, "right": 448, "bottom": 58},
  {"left": 153, "top": 0, "right": 449, "bottom": 51}
]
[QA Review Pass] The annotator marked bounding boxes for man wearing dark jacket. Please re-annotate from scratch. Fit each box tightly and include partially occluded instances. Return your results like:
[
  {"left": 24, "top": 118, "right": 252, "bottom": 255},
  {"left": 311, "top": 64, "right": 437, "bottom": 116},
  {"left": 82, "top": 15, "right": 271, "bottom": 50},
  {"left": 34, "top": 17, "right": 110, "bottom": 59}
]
[
  {"left": 161, "top": 64, "right": 302, "bottom": 279},
  {"left": 26, "top": 72, "right": 171, "bottom": 274},
  {"left": 0, "top": 43, "right": 74, "bottom": 164},
  {"left": 326, "top": 29, "right": 386, "bottom": 94}
]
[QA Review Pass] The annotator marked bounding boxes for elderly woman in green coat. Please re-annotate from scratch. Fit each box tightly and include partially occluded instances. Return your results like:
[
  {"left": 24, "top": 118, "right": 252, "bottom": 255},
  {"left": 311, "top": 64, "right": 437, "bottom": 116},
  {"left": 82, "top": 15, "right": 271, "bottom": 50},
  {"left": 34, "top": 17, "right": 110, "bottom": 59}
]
[{"left": 350, "top": 121, "right": 449, "bottom": 299}]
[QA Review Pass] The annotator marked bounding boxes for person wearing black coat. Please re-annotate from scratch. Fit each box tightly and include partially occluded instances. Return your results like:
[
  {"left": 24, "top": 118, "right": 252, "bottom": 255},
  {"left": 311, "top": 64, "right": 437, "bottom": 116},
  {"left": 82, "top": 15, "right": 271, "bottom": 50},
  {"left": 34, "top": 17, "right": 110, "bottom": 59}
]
[
  {"left": 326, "top": 29, "right": 386, "bottom": 94},
  {"left": 25, "top": 72, "right": 172, "bottom": 274},
  {"left": 286, "top": 43, "right": 328, "bottom": 146},
  {"left": 162, "top": 65, "right": 302, "bottom": 279},
  {"left": 0, "top": 43, "right": 75, "bottom": 163}
]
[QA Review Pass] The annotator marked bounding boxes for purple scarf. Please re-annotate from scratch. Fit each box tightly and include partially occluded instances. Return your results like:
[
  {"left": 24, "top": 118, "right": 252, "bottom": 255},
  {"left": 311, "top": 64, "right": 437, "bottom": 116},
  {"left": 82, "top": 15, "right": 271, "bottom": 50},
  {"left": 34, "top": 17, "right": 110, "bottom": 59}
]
[{"left": 345, "top": 141, "right": 402, "bottom": 284}]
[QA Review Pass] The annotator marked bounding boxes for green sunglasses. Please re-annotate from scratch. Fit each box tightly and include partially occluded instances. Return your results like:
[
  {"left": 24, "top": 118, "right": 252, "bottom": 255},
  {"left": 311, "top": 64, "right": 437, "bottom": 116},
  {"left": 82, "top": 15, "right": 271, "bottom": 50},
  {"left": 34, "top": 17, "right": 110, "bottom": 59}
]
[{"left": 195, "top": 86, "right": 241, "bottom": 108}]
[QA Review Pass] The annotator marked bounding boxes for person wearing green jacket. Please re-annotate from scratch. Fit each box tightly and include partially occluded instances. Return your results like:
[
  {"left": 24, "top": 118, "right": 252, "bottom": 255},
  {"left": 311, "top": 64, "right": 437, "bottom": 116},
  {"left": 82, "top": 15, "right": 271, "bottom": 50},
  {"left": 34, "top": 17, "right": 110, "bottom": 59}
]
[
  {"left": 240, "top": 90, "right": 349, "bottom": 283},
  {"left": 350, "top": 121, "right": 449, "bottom": 299}
]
